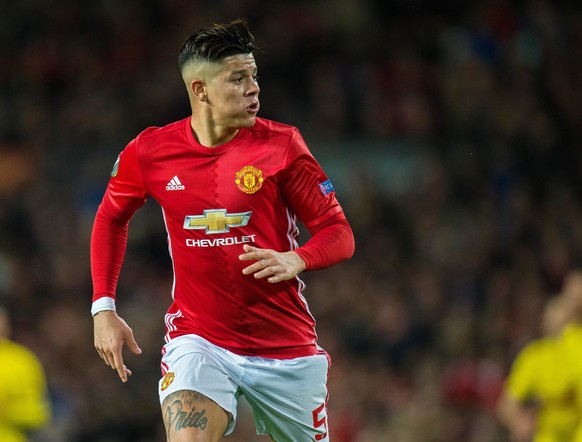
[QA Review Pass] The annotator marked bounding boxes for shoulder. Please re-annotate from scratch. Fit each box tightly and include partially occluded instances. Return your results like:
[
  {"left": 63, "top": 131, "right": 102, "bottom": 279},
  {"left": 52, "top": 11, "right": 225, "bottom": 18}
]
[
  {"left": 120, "top": 118, "right": 189, "bottom": 165},
  {"left": 247, "top": 118, "right": 310, "bottom": 160},
  {"left": 559, "top": 323, "right": 582, "bottom": 347},
  {"left": 249, "top": 117, "right": 299, "bottom": 139},
  {"left": 562, "top": 322, "right": 582, "bottom": 337},
  {"left": 514, "top": 337, "right": 555, "bottom": 362},
  {"left": 0, "top": 339, "right": 43, "bottom": 369},
  {"left": 134, "top": 118, "right": 188, "bottom": 144}
]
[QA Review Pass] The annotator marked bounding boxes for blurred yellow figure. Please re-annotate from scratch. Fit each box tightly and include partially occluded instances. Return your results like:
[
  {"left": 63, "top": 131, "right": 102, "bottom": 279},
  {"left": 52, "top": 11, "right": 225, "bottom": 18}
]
[
  {"left": 559, "top": 270, "right": 582, "bottom": 441},
  {"left": 0, "top": 303, "right": 51, "bottom": 442},
  {"left": 497, "top": 295, "right": 582, "bottom": 442}
]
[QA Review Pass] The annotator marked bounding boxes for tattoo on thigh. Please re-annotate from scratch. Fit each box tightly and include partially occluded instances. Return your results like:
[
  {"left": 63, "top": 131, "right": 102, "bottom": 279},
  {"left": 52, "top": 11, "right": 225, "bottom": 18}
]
[{"left": 164, "top": 391, "right": 209, "bottom": 433}]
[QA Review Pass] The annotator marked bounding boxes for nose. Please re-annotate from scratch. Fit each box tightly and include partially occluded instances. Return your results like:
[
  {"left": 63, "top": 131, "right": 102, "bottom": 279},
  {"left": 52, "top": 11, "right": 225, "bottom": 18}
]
[{"left": 247, "top": 78, "right": 260, "bottom": 95}]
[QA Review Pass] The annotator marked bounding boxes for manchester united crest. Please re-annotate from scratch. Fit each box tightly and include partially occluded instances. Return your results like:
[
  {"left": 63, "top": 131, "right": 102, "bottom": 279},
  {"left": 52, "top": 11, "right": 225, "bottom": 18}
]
[
  {"left": 161, "top": 372, "right": 175, "bottom": 391},
  {"left": 235, "top": 165, "right": 264, "bottom": 194}
]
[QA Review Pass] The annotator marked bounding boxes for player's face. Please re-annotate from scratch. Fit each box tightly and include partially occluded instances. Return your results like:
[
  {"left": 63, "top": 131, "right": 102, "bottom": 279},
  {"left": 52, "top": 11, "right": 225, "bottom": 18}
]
[{"left": 207, "top": 53, "right": 260, "bottom": 130}]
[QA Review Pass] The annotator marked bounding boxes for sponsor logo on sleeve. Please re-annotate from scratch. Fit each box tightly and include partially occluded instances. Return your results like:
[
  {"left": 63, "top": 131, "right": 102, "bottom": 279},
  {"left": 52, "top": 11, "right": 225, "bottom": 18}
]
[
  {"left": 110, "top": 155, "right": 120, "bottom": 177},
  {"left": 318, "top": 179, "right": 334, "bottom": 195}
]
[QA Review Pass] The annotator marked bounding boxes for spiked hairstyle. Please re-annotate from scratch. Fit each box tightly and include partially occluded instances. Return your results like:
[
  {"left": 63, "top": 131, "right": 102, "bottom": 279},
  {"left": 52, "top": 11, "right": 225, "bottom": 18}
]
[{"left": 178, "top": 18, "right": 258, "bottom": 70}]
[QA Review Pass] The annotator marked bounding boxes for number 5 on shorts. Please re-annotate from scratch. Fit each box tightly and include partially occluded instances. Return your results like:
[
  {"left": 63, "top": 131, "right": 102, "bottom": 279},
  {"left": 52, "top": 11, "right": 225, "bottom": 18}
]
[{"left": 312, "top": 403, "right": 328, "bottom": 440}]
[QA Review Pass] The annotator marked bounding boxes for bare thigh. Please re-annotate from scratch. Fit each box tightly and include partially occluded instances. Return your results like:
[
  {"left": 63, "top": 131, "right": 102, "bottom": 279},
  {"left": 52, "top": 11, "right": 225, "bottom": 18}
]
[{"left": 162, "top": 389, "right": 229, "bottom": 442}]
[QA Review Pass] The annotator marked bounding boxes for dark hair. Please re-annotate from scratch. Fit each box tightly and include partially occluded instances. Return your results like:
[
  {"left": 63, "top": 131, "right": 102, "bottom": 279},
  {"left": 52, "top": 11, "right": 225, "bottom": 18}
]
[{"left": 178, "top": 18, "right": 258, "bottom": 70}]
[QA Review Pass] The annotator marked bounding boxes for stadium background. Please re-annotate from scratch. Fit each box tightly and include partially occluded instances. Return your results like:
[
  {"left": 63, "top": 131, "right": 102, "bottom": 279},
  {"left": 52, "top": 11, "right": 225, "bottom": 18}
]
[{"left": 1, "top": 0, "right": 582, "bottom": 440}]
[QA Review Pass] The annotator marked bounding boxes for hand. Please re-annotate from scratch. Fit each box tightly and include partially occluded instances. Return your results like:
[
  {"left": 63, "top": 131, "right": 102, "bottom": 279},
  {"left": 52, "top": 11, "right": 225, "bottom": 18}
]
[
  {"left": 509, "top": 410, "right": 536, "bottom": 442},
  {"left": 239, "top": 244, "right": 306, "bottom": 283},
  {"left": 93, "top": 310, "right": 142, "bottom": 383}
]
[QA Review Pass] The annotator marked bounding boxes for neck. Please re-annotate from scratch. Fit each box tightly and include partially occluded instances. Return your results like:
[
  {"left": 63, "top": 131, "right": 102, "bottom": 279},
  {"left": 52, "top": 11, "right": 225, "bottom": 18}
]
[{"left": 190, "top": 115, "right": 239, "bottom": 147}]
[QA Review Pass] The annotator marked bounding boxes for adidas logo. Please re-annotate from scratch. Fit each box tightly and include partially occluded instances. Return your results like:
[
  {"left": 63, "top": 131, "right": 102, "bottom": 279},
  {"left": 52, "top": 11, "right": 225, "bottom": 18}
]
[{"left": 166, "top": 176, "right": 185, "bottom": 191}]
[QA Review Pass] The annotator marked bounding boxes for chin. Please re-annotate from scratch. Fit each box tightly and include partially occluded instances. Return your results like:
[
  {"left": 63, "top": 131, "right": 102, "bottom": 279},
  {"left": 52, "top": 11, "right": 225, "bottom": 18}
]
[{"left": 240, "top": 116, "right": 257, "bottom": 127}]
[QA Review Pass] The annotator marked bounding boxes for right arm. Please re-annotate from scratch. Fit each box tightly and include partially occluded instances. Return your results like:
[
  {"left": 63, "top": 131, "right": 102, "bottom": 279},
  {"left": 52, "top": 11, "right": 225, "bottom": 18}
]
[
  {"left": 91, "top": 204, "right": 142, "bottom": 382},
  {"left": 90, "top": 140, "right": 148, "bottom": 382},
  {"left": 496, "top": 391, "right": 537, "bottom": 442},
  {"left": 496, "top": 343, "right": 539, "bottom": 441}
]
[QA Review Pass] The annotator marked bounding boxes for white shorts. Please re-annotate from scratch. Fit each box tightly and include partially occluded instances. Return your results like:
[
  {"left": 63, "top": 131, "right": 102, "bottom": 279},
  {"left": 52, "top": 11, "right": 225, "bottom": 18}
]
[{"left": 158, "top": 334, "right": 331, "bottom": 441}]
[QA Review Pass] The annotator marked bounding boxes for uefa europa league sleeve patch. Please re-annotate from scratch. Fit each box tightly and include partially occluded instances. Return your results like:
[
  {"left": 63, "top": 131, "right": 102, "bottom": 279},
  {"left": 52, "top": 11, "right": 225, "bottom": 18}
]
[
  {"left": 111, "top": 155, "right": 120, "bottom": 177},
  {"left": 318, "top": 179, "right": 334, "bottom": 195}
]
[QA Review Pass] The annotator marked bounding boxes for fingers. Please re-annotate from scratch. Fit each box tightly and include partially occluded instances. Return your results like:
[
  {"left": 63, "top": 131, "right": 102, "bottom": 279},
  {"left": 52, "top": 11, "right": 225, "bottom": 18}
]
[
  {"left": 95, "top": 342, "right": 130, "bottom": 381},
  {"left": 100, "top": 349, "right": 115, "bottom": 368},
  {"left": 239, "top": 246, "right": 301, "bottom": 283},
  {"left": 239, "top": 246, "right": 270, "bottom": 272},
  {"left": 239, "top": 247, "right": 277, "bottom": 281},
  {"left": 100, "top": 352, "right": 132, "bottom": 382},
  {"left": 95, "top": 341, "right": 117, "bottom": 368},
  {"left": 127, "top": 334, "right": 143, "bottom": 355},
  {"left": 112, "top": 345, "right": 130, "bottom": 382},
  {"left": 245, "top": 263, "right": 284, "bottom": 282},
  {"left": 241, "top": 258, "right": 276, "bottom": 276},
  {"left": 239, "top": 244, "right": 260, "bottom": 260},
  {"left": 114, "top": 358, "right": 131, "bottom": 383},
  {"left": 94, "top": 312, "right": 141, "bottom": 382}
]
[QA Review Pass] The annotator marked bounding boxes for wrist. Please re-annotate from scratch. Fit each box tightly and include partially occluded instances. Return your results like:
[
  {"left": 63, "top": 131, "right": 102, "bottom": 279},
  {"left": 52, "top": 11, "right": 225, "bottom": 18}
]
[
  {"left": 293, "top": 248, "right": 310, "bottom": 271},
  {"left": 91, "top": 297, "right": 116, "bottom": 316}
]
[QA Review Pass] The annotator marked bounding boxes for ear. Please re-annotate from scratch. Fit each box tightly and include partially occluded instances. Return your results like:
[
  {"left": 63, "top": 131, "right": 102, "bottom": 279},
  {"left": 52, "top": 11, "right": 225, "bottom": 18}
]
[{"left": 191, "top": 80, "right": 208, "bottom": 102}]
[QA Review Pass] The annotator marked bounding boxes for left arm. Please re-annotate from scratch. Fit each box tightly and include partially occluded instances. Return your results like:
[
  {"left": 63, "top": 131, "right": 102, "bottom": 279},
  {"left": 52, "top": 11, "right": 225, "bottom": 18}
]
[
  {"left": 240, "top": 127, "right": 354, "bottom": 282},
  {"left": 1, "top": 351, "right": 51, "bottom": 431},
  {"left": 240, "top": 211, "right": 354, "bottom": 282},
  {"left": 294, "top": 211, "right": 354, "bottom": 271}
]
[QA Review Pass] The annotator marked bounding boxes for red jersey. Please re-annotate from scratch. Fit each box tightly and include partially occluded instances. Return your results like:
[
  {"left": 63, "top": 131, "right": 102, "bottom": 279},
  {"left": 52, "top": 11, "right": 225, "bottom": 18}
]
[{"left": 92, "top": 116, "right": 352, "bottom": 358}]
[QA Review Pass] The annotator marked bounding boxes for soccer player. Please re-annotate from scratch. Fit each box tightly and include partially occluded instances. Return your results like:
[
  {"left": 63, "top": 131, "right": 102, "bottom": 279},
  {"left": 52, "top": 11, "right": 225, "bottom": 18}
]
[
  {"left": 90, "top": 19, "right": 355, "bottom": 442},
  {"left": 496, "top": 295, "right": 582, "bottom": 441},
  {"left": 0, "top": 302, "right": 51, "bottom": 442}
]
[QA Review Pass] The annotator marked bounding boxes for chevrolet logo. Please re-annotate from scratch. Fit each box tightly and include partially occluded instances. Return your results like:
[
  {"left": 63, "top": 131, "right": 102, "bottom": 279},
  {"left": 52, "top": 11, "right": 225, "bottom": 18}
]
[{"left": 183, "top": 209, "right": 251, "bottom": 234}]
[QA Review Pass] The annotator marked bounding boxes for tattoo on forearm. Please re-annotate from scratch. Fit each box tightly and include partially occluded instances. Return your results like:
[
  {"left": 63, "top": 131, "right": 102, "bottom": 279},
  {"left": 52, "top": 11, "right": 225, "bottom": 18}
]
[{"left": 165, "top": 399, "right": 208, "bottom": 432}]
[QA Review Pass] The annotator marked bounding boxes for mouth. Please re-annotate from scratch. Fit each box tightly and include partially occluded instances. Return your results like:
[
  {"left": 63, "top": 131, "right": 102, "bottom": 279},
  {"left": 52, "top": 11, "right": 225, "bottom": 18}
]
[{"left": 247, "top": 101, "right": 260, "bottom": 114}]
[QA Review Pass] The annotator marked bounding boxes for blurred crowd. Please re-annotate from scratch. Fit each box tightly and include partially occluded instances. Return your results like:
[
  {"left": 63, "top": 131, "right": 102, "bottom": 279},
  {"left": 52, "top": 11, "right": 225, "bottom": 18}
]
[{"left": 1, "top": 0, "right": 582, "bottom": 441}]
